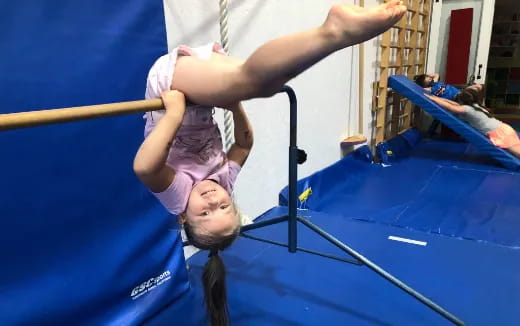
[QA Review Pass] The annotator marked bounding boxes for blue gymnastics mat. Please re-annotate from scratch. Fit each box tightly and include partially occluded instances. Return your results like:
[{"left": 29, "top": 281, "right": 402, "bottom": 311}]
[
  {"left": 388, "top": 75, "right": 520, "bottom": 171},
  {"left": 145, "top": 207, "right": 520, "bottom": 326},
  {"left": 280, "top": 132, "right": 520, "bottom": 248}
]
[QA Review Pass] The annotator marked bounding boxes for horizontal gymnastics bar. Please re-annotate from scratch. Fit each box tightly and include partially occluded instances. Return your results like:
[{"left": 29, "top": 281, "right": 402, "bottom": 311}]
[{"left": 0, "top": 98, "right": 163, "bottom": 131}]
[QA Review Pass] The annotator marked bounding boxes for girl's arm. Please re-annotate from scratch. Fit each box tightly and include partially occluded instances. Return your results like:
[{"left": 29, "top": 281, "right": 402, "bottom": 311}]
[
  {"left": 133, "top": 90, "right": 186, "bottom": 192},
  {"left": 226, "top": 103, "right": 254, "bottom": 167},
  {"left": 429, "top": 73, "right": 440, "bottom": 82},
  {"left": 425, "top": 93, "right": 465, "bottom": 114},
  {"left": 443, "top": 98, "right": 460, "bottom": 106}
]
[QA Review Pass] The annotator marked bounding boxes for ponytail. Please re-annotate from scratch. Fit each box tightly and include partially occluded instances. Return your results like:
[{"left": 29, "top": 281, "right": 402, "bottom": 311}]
[
  {"left": 183, "top": 221, "right": 239, "bottom": 326},
  {"left": 203, "top": 251, "right": 230, "bottom": 326}
]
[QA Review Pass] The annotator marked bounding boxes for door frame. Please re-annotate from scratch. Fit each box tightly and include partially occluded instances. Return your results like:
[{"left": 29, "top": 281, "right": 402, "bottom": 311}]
[
  {"left": 473, "top": 0, "right": 496, "bottom": 82},
  {"left": 426, "top": 0, "right": 496, "bottom": 82}
]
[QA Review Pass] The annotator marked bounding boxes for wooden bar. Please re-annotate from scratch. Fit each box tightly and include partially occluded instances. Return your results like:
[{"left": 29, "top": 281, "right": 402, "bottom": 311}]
[{"left": 0, "top": 99, "right": 164, "bottom": 131}]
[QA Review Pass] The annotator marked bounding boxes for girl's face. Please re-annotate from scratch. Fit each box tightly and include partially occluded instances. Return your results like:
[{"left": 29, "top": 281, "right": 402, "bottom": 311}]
[{"left": 183, "top": 180, "right": 239, "bottom": 236}]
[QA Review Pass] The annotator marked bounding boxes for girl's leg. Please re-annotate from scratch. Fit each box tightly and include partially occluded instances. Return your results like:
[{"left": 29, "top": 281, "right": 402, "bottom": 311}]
[{"left": 171, "top": 1, "right": 407, "bottom": 107}]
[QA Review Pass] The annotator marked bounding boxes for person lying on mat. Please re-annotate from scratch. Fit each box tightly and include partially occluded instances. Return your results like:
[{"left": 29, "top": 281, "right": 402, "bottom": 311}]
[
  {"left": 425, "top": 88, "right": 520, "bottom": 158},
  {"left": 134, "top": 2, "right": 407, "bottom": 326},
  {"left": 414, "top": 73, "right": 484, "bottom": 102}
]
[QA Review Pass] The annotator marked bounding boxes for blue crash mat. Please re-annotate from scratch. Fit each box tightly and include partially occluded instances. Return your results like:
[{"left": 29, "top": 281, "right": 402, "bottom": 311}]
[
  {"left": 145, "top": 207, "right": 520, "bottom": 326},
  {"left": 280, "top": 140, "right": 520, "bottom": 247},
  {"left": 388, "top": 75, "right": 520, "bottom": 171}
]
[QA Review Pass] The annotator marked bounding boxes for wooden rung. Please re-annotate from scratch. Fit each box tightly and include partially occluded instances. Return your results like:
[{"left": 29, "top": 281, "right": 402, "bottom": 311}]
[
  {"left": 383, "top": 44, "right": 423, "bottom": 50},
  {"left": 404, "top": 27, "right": 425, "bottom": 33},
  {"left": 383, "top": 64, "right": 412, "bottom": 68}
]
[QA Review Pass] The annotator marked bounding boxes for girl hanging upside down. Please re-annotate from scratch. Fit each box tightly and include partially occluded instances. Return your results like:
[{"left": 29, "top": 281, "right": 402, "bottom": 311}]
[{"left": 134, "top": 2, "right": 407, "bottom": 326}]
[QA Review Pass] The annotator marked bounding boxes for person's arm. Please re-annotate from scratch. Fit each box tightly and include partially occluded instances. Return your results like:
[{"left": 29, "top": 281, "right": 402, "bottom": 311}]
[
  {"left": 443, "top": 98, "right": 460, "bottom": 106},
  {"left": 430, "top": 73, "right": 440, "bottom": 82},
  {"left": 226, "top": 103, "right": 254, "bottom": 167},
  {"left": 425, "top": 93, "right": 465, "bottom": 114},
  {"left": 133, "top": 90, "right": 186, "bottom": 192}
]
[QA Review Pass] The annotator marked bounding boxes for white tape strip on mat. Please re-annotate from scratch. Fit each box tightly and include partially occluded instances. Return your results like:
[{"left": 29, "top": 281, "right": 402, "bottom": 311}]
[{"left": 388, "top": 236, "right": 427, "bottom": 246}]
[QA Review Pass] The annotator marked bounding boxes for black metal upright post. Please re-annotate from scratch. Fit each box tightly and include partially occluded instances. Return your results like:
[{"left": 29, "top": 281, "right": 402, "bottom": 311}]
[{"left": 283, "top": 86, "right": 298, "bottom": 253}]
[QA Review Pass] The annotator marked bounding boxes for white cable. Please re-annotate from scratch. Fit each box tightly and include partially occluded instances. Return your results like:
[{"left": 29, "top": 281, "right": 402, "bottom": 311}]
[{"left": 219, "top": 0, "right": 234, "bottom": 150}]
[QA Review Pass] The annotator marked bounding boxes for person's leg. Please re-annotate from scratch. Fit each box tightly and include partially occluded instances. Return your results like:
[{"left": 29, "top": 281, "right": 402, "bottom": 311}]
[{"left": 171, "top": 0, "right": 407, "bottom": 107}]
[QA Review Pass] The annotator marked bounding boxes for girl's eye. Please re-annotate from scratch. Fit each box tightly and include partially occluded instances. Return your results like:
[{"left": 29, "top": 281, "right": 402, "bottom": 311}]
[
  {"left": 220, "top": 205, "right": 229, "bottom": 209},
  {"left": 201, "top": 211, "right": 209, "bottom": 216}
]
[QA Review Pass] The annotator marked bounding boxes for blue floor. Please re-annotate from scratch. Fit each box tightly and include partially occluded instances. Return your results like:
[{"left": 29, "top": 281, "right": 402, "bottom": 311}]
[
  {"left": 145, "top": 136, "right": 520, "bottom": 326},
  {"left": 145, "top": 208, "right": 520, "bottom": 326}
]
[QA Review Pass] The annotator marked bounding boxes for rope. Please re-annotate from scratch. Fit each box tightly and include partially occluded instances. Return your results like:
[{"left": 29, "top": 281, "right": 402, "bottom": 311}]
[{"left": 219, "top": 0, "right": 234, "bottom": 150}]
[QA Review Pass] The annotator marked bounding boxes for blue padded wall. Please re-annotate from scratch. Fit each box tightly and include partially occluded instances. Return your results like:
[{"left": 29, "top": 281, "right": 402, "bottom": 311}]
[{"left": 0, "top": 1, "right": 189, "bottom": 325}]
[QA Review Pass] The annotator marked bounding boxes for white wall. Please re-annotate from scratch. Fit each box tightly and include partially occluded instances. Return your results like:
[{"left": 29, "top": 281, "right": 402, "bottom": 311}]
[
  {"left": 163, "top": 0, "right": 372, "bottom": 219},
  {"left": 435, "top": 0, "right": 483, "bottom": 80}
]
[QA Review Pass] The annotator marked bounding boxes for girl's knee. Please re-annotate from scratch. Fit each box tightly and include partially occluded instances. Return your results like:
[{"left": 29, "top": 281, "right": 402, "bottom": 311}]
[{"left": 237, "top": 65, "right": 281, "bottom": 98}]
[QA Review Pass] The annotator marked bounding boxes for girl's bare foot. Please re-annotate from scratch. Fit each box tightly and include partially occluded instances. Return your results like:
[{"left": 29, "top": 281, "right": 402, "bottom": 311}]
[{"left": 324, "top": 0, "right": 407, "bottom": 47}]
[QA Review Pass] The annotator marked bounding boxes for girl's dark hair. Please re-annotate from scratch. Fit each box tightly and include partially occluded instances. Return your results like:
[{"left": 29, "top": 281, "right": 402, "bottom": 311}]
[
  {"left": 184, "top": 220, "right": 240, "bottom": 326},
  {"left": 455, "top": 88, "right": 481, "bottom": 106},
  {"left": 413, "top": 74, "right": 428, "bottom": 87},
  {"left": 455, "top": 88, "right": 491, "bottom": 116}
]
